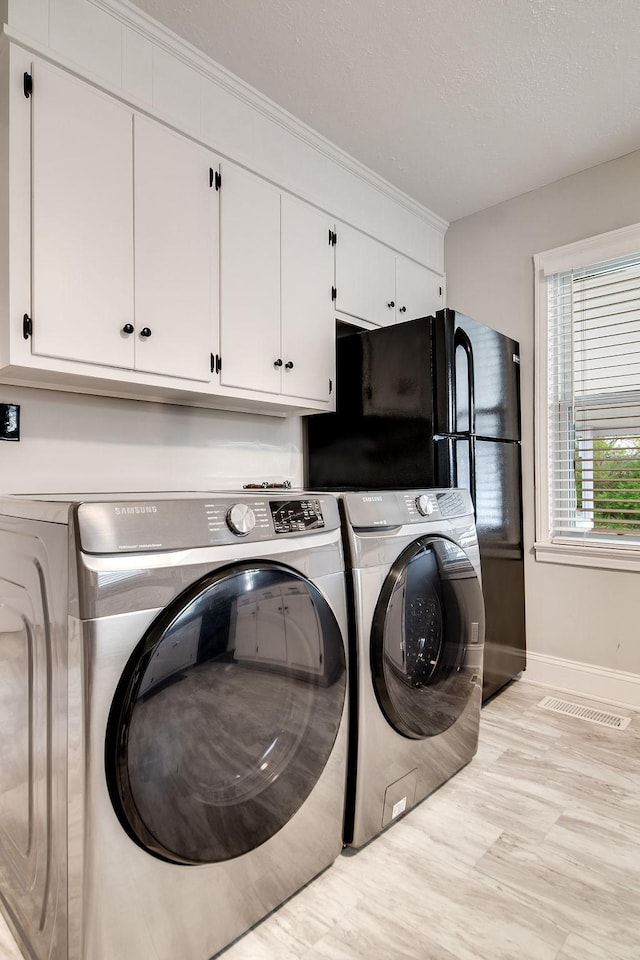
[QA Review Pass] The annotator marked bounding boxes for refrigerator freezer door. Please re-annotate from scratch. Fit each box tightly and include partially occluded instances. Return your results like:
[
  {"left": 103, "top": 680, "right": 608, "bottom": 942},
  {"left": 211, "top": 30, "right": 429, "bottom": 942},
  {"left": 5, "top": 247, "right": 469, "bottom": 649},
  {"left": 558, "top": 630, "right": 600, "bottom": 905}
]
[
  {"left": 434, "top": 436, "right": 472, "bottom": 498},
  {"left": 481, "top": 548, "right": 526, "bottom": 702},
  {"left": 473, "top": 439, "right": 526, "bottom": 701},
  {"left": 474, "top": 439, "right": 522, "bottom": 552}
]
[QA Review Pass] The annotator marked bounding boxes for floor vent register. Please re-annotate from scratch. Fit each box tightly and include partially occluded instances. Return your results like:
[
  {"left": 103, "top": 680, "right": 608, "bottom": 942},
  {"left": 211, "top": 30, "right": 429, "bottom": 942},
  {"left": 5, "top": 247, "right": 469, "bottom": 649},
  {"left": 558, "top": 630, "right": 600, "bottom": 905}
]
[{"left": 537, "top": 696, "right": 631, "bottom": 730}]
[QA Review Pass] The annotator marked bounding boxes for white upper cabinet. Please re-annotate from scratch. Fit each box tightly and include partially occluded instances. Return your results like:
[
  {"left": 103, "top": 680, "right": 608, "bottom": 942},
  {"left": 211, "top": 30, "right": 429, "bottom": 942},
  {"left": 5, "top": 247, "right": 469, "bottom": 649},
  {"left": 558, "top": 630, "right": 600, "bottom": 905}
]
[
  {"left": 1, "top": 30, "right": 445, "bottom": 415},
  {"left": 133, "top": 115, "right": 218, "bottom": 382},
  {"left": 280, "top": 196, "right": 334, "bottom": 403},
  {"left": 31, "top": 60, "right": 135, "bottom": 367},
  {"left": 334, "top": 222, "right": 444, "bottom": 327},
  {"left": 334, "top": 223, "right": 397, "bottom": 327},
  {"left": 29, "top": 58, "right": 218, "bottom": 384},
  {"left": 395, "top": 255, "right": 444, "bottom": 322},
  {"left": 219, "top": 162, "right": 281, "bottom": 395},
  {"left": 219, "top": 163, "right": 334, "bottom": 405}
]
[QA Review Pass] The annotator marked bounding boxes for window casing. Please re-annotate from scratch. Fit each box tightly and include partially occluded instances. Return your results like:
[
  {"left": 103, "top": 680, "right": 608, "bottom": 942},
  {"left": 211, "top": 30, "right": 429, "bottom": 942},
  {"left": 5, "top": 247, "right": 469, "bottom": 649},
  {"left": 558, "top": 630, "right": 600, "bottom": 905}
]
[{"left": 535, "top": 224, "right": 640, "bottom": 570}]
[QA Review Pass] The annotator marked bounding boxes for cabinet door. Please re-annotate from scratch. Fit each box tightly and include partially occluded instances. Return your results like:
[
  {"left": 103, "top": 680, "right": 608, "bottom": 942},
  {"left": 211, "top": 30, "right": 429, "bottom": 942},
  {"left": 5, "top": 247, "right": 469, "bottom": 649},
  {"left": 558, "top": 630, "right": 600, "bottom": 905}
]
[
  {"left": 31, "top": 61, "right": 134, "bottom": 367},
  {"left": 281, "top": 197, "right": 334, "bottom": 402},
  {"left": 282, "top": 589, "right": 322, "bottom": 673},
  {"left": 133, "top": 116, "right": 217, "bottom": 382},
  {"left": 395, "top": 256, "right": 444, "bottom": 322},
  {"left": 219, "top": 163, "right": 281, "bottom": 394},
  {"left": 334, "top": 223, "right": 396, "bottom": 327},
  {"left": 255, "top": 591, "right": 288, "bottom": 664},
  {"left": 233, "top": 598, "right": 258, "bottom": 662}
]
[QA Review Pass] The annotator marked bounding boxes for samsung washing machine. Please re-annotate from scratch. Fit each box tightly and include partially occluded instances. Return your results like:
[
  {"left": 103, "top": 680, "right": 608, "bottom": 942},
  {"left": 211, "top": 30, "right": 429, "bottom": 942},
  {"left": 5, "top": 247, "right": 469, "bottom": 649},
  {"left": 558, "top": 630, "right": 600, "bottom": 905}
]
[
  {"left": 339, "top": 488, "right": 485, "bottom": 848},
  {"left": 0, "top": 491, "right": 348, "bottom": 960}
]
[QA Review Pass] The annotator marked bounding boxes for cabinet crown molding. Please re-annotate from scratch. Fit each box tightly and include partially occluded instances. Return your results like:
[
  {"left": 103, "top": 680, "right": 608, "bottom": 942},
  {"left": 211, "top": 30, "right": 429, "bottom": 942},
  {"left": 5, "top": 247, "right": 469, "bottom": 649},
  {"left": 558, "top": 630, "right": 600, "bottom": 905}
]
[{"left": 39, "top": 0, "right": 448, "bottom": 235}]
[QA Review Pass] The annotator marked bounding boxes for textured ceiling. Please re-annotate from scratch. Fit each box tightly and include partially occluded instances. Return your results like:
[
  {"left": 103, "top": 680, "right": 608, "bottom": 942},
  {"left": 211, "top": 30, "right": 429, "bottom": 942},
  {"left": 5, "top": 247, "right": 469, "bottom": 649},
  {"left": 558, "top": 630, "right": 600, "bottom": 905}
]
[{"left": 128, "top": 0, "right": 640, "bottom": 222}]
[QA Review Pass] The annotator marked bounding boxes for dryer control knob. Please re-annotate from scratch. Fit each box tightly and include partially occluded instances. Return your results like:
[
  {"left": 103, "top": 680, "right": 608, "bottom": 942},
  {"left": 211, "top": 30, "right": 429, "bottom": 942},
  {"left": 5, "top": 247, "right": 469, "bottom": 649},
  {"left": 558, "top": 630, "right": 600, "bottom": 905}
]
[
  {"left": 415, "top": 494, "right": 435, "bottom": 517},
  {"left": 226, "top": 503, "right": 256, "bottom": 536}
]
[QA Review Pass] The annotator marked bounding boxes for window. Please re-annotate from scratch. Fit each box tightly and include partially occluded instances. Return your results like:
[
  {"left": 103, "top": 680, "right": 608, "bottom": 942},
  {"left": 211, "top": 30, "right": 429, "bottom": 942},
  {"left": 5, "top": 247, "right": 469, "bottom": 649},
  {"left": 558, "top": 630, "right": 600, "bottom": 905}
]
[{"left": 535, "top": 224, "right": 640, "bottom": 570}]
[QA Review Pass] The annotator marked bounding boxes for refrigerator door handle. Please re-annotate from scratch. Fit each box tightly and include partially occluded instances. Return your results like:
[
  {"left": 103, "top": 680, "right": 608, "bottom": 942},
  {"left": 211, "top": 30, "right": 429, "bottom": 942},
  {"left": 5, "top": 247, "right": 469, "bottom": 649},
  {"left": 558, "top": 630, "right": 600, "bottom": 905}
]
[
  {"left": 454, "top": 326, "right": 477, "bottom": 510},
  {"left": 454, "top": 326, "right": 476, "bottom": 435},
  {"left": 469, "top": 435, "right": 477, "bottom": 515}
]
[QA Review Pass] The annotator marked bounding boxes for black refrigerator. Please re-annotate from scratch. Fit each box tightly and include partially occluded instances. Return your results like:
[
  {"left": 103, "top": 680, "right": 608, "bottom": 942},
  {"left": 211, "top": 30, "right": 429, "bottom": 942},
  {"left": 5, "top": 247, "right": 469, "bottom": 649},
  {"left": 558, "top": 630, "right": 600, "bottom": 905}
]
[{"left": 305, "top": 308, "right": 526, "bottom": 702}]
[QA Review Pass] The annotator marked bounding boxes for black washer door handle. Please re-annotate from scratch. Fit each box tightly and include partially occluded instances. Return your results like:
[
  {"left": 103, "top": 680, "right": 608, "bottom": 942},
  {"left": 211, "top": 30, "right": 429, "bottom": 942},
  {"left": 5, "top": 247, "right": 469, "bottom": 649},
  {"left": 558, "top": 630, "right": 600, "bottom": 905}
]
[
  {"left": 122, "top": 323, "right": 134, "bottom": 335},
  {"left": 140, "top": 327, "right": 152, "bottom": 338}
]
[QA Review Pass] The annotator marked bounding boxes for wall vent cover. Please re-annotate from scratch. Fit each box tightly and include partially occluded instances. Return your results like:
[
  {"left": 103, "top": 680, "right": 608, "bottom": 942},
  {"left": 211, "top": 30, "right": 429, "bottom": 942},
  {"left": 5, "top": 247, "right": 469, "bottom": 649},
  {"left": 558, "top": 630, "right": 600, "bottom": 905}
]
[{"left": 537, "top": 696, "right": 631, "bottom": 730}]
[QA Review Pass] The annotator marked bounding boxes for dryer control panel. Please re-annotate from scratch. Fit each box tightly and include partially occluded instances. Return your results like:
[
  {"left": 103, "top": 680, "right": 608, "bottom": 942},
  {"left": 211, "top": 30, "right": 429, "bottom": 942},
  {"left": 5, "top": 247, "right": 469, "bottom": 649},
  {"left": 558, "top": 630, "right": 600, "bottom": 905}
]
[{"left": 343, "top": 488, "right": 474, "bottom": 530}]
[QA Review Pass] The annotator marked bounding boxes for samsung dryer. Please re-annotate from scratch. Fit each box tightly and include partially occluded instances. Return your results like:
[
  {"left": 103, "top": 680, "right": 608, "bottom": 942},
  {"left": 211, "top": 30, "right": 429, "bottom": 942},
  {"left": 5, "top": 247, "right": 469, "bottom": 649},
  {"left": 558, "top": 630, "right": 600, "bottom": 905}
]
[
  {"left": 0, "top": 491, "right": 348, "bottom": 960},
  {"left": 340, "top": 488, "right": 485, "bottom": 848}
]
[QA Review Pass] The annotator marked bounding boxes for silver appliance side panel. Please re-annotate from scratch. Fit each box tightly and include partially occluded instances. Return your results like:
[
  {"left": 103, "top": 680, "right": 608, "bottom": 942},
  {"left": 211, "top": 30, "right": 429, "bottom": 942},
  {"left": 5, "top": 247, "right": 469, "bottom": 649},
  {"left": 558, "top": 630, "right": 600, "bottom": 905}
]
[{"left": 0, "top": 516, "right": 68, "bottom": 960}]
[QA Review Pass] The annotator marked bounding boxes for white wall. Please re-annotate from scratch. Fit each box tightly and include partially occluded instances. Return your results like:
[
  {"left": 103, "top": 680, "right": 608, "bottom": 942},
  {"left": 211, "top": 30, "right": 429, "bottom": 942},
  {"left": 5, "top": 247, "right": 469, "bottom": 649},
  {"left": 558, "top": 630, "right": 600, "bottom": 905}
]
[
  {"left": 0, "top": 385, "right": 303, "bottom": 492},
  {"left": 445, "top": 149, "right": 640, "bottom": 705}
]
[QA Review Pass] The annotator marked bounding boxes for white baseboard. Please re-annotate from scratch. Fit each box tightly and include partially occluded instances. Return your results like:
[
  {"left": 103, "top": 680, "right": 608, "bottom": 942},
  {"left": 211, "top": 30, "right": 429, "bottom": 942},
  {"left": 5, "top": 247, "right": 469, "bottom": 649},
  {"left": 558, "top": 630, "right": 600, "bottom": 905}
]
[{"left": 522, "top": 652, "right": 640, "bottom": 711}]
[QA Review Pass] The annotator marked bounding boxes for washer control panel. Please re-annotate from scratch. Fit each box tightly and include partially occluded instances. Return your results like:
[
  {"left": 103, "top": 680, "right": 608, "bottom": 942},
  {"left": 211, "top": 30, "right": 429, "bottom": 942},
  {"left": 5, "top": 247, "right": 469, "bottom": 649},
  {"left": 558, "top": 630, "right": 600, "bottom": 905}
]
[{"left": 75, "top": 492, "right": 337, "bottom": 553}]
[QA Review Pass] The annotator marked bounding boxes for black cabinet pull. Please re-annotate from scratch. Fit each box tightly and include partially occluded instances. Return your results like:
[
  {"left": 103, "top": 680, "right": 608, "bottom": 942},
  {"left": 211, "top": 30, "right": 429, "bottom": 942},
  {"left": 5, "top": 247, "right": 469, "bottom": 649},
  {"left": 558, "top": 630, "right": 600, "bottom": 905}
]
[
  {"left": 122, "top": 323, "right": 134, "bottom": 335},
  {"left": 140, "top": 327, "right": 152, "bottom": 338},
  {"left": 284, "top": 361, "right": 294, "bottom": 370},
  {"left": 274, "top": 358, "right": 283, "bottom": 367},
  {"left": 387, "top": 300, "right": 395, "bottom": 308},
  {"left": 399, "top": 305, "right": 407, "bottom": 313}
]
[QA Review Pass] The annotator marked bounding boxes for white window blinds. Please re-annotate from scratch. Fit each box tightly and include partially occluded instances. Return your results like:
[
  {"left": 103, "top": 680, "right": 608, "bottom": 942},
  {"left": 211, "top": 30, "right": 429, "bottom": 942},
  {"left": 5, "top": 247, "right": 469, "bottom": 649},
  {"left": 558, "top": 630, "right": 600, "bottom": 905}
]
[{"left": 547, "top": 252, "right": 640, "bottom": 542}]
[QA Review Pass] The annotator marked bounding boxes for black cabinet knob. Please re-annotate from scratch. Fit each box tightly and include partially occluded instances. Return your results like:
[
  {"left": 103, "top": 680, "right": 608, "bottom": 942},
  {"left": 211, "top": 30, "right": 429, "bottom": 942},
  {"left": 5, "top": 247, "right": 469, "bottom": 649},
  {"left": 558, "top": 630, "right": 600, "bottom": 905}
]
[
  {"left": 284, "top": 361, "right": 294, "bottom": 369},
  {"left": 122, "top": 323, "right": 134, "bottom": 335},
  {"left": 140, "top": 327, "right": 152, "bottom": 338},
  {"left": 274, "top": 358, "right": 283, "bottom": 367},
  {"left": 387, "top": 301, "right": 395, "bottom": 308},
  {"left": 399, "top": 306, "right": 407, "bottom": 313}
]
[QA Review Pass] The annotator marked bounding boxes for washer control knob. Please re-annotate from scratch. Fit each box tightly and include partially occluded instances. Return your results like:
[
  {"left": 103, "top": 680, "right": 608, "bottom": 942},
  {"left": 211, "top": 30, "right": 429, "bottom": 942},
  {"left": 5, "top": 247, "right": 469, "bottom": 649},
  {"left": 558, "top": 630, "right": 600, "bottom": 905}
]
[
  {"left": 226, "top": 503, "right": 256, "bottom": 536},
  {"left": 415, "top": 494, "right": 435, "bottom": 517}
]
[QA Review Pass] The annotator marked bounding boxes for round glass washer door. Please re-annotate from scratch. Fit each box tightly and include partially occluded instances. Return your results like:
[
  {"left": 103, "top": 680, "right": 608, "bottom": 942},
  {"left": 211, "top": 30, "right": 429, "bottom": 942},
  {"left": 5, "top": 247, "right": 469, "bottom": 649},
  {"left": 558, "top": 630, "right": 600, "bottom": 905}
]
[
  {"left": 105, "top": 561, "right": 346, "bottom": 865},
  {"left": 371, "top": 535, "right": 484, "bottom": 740}
]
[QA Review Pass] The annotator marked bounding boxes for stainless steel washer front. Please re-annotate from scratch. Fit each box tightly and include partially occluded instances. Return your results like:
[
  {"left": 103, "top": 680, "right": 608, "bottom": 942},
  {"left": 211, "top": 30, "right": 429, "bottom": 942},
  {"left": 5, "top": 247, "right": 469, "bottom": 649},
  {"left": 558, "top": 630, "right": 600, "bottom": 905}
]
[{"left": 0, "top": 491, "right": 349, "bottom": 960}]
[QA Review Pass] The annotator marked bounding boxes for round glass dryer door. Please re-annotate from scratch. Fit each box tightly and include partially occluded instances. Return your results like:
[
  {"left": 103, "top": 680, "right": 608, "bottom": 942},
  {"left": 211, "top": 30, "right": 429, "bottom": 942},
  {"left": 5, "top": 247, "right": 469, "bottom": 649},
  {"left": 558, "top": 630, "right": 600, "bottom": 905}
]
[
  {"left": 105, "top": 561, "right": 346, "bottom": 864},
  {"left": 371, "top": 535, "right": 484, "bottom": 739}
]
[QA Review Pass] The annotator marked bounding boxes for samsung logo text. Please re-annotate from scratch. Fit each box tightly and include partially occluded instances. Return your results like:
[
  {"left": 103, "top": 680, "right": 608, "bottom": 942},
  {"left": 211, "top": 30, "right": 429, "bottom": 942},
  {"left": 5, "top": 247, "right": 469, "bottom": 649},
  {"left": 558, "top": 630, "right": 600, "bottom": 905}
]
[{"left": 115, "top": 505, "right": 158, "bottom": 515}]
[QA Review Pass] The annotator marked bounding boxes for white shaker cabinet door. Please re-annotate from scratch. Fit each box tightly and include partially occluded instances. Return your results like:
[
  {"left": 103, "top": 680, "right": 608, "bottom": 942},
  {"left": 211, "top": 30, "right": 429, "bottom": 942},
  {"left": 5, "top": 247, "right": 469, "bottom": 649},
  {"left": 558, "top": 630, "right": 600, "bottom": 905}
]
[
  {"left": 334, "top": 223, "right": 396, "bottom": 327},
  {"left": 395, "top": 255, "right": 444, "bottom": 322},
  {"left": 219, "top": 163, "right": 281, "bottom": 394},
  {"left": 31, "top": 61, "right": 134, "bottom": 368},
  {"left": 280, "top": 197, "right": 334, "bottom": 403},
  {"left": 133, "top": 116, "right": 217, "bottom": 382}
]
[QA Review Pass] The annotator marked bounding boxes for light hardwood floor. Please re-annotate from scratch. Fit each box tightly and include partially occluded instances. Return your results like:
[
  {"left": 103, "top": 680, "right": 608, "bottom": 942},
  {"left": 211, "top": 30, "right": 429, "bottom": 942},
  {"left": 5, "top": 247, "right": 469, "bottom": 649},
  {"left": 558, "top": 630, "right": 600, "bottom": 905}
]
[{"left": 1, "top": 679, "right": 638, "bottom": 959}]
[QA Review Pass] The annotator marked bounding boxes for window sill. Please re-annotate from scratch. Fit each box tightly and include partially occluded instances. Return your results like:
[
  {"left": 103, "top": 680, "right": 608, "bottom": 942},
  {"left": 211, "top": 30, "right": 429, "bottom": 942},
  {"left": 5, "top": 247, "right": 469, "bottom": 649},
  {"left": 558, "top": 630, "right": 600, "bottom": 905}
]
[{"left": 534, "top": 539, "right": 640, "bottom": 572}]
